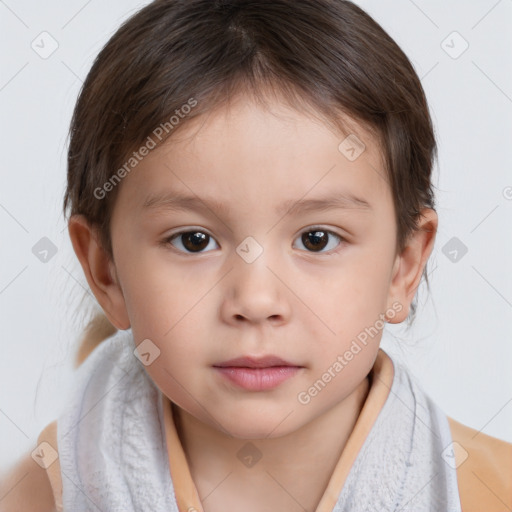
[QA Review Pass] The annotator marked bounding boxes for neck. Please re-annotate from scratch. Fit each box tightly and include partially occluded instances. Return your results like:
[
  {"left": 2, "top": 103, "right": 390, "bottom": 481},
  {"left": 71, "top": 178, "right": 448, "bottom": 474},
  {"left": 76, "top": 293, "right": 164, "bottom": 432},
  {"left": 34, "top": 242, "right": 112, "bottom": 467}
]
[{"left": 173, "top": 374, "right": 371, "bottom": 511}]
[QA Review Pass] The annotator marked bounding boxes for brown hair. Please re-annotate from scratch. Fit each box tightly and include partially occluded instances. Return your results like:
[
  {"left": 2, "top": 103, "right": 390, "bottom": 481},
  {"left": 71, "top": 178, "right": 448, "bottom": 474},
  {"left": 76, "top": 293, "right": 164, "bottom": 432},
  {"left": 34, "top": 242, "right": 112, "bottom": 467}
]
[{"left": 63, "top": 0, "right": 437, "bottom": 362}]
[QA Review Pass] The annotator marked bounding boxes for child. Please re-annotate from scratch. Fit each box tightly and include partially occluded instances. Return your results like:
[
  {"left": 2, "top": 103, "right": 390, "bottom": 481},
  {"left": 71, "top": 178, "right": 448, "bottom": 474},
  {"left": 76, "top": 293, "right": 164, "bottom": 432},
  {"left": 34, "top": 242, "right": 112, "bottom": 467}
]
[{"left": 1, "top": 0, "right": 511, "bottom": 511}]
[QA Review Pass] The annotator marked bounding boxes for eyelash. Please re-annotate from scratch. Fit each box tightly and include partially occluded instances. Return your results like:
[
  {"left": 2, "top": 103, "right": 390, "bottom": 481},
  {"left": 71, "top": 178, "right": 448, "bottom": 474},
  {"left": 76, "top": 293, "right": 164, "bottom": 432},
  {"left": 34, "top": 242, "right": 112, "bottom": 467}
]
[{"left": 162, "top": 226, "right": 346, "bottom": 256}]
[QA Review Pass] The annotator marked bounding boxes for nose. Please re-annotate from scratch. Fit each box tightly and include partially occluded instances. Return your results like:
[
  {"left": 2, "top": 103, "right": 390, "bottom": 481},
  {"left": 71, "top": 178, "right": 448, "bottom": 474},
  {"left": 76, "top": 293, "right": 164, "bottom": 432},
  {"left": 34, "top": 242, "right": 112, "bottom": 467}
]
[{"left": 220, "top": 247, "right": 291, "bottom": 327}]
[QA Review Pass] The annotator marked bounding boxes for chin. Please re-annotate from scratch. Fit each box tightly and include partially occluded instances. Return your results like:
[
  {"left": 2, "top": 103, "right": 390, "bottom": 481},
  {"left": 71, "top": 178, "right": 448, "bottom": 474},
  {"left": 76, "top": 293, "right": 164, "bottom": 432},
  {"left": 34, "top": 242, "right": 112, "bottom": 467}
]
[{"left": 218, "top": 413, "right": 302, "bottom": 440}]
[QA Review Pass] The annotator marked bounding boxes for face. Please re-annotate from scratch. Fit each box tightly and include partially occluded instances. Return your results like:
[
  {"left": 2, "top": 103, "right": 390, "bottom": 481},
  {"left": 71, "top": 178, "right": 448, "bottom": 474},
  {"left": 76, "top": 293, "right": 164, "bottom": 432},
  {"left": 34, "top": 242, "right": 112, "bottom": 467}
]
[{"left": 104, "top": 95, "right": 408, "bottom": 438}]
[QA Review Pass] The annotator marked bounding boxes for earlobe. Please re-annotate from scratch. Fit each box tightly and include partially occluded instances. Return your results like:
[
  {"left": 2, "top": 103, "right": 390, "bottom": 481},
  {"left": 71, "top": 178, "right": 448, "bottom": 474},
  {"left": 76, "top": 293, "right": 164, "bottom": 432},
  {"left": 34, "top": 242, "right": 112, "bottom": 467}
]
[
  {"left": 386, "top": 209, "right": 438, "bottom": 324},
  {"left": 68, "top": 215, "right": 131, "bottom": 330}
]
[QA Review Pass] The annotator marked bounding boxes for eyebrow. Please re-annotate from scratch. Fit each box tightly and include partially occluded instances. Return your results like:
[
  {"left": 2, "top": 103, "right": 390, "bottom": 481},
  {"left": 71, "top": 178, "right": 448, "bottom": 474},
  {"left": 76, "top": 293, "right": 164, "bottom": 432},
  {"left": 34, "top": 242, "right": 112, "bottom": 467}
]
[{"left": 142, "top": 190, "right": 373, "bottom": 217}]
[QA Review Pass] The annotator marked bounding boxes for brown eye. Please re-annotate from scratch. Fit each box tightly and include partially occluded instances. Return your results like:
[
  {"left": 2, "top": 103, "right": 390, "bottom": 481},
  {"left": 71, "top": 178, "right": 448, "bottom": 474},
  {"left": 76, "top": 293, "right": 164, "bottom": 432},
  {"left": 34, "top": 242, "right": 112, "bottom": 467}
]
[
  {"left": 295, "top": 228, "right": 343, "bottom": 253},
  {"left": 166, "top": 230, "right": 218, "bottom": 253},
  {"left": 302, "top": 230, "right": 328, "bottom": 251}
]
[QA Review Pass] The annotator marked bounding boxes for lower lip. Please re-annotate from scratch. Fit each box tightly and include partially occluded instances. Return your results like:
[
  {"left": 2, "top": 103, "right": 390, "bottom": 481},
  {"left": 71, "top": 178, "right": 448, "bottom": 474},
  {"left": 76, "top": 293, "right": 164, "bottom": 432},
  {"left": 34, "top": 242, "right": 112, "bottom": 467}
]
[{"left": 214, "top": 366, "right": 301, "bottom": 391}]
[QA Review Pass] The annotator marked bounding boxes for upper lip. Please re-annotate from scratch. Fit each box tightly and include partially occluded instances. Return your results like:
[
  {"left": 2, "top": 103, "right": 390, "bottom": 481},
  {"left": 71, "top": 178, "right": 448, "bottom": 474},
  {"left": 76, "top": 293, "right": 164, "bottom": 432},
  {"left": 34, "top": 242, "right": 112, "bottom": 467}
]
[{"left": 213, "top": 355, "right": 300, "bottom": 368}]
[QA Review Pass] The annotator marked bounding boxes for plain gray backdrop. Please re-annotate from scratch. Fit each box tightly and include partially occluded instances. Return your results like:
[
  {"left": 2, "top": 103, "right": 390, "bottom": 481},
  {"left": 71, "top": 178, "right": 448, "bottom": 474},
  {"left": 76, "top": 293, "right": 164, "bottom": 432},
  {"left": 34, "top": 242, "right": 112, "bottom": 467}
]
[{"left": 1, "top": 0, "right": 511, "bottom": 471}]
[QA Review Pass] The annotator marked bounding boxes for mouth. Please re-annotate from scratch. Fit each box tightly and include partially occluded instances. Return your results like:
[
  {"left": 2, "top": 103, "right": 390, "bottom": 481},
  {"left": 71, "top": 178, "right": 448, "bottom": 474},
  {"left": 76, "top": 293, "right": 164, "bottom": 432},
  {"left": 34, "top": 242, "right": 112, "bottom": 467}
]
[{"left": 213, "top": 355, "right": 303, "bottom": 391}]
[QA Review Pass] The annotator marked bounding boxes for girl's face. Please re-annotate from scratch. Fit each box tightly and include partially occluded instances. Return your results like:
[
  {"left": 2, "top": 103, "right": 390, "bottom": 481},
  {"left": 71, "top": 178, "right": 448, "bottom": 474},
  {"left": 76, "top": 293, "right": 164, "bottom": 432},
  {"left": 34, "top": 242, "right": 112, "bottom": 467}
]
[{"left": 103, "top": 95, "right": 432, "bottom": 438}]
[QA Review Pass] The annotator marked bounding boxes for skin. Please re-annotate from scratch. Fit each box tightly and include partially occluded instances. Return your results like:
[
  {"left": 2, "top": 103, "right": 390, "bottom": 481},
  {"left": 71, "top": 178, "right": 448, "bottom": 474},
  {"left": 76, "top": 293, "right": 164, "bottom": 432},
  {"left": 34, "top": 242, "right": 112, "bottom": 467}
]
[{"left": 68, "top": 93, "right": 437, "bottom": 512}]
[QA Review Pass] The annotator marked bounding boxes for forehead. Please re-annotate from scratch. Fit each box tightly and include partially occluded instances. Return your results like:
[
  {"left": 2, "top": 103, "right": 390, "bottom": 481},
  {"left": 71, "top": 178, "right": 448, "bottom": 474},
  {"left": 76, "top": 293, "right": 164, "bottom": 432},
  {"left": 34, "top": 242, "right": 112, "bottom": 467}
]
[{"left": 114, "top": 96, "right": 392, "bottom": 220}]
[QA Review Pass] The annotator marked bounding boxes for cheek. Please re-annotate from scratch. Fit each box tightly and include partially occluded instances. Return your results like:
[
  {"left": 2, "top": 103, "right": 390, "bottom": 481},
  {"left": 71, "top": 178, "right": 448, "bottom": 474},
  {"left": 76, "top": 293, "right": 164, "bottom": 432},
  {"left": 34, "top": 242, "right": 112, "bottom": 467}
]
[
  {"left": 130, "top": 308, "right": 208, "bottom": 407},
  {"left": 119, "top": 250, "right": 190, "bottom": 329},
  {"left": 316, "top": 263, "right": 389, "bottom": 332},
  {"left": 140, "top": 355, "right": 200, "bottom": 414},
  {"left": 118, "top": 247, "right": 223, "bottom": 368},
  {"left": 303, "top": 253, "right": 392, "bottom": 372}
]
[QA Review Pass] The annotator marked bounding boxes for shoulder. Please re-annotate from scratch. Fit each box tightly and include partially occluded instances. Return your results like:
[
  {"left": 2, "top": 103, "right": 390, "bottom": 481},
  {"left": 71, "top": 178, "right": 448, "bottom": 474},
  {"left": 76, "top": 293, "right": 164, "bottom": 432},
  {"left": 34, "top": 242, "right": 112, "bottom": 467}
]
[
  {"left": 0, "top": 422, "right": 61, "bottom": 512},
  {"left": 0, "top": 317, "right": 117, "bottom": 512},
  {"left": 448, "top": 416, "right": 512, "bottom": 512}
]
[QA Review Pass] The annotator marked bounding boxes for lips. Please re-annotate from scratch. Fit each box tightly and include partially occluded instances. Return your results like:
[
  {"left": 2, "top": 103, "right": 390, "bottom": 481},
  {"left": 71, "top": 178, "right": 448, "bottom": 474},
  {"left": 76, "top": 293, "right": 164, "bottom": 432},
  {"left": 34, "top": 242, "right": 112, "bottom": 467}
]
[{"left": 213, "top": 355, "right": 303, "bottom": 391}]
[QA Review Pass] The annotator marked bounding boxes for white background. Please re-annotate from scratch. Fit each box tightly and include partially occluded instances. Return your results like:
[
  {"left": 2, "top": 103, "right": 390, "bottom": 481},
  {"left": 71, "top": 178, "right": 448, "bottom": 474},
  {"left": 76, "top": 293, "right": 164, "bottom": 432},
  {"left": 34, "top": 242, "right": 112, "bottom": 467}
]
[{"left": 1, "top": 0, "right": 511, "bottom": 473}]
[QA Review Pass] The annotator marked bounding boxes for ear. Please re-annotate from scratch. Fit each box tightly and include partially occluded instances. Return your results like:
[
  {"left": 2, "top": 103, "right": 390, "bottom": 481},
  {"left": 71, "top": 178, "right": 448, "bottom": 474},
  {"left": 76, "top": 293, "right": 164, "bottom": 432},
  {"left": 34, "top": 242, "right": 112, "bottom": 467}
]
[
  {"left": 386, "top": 208, "right": 438, "bottom": 323},
  {"left": 68, "top": 215, "right": 131, "bottom": 330}
]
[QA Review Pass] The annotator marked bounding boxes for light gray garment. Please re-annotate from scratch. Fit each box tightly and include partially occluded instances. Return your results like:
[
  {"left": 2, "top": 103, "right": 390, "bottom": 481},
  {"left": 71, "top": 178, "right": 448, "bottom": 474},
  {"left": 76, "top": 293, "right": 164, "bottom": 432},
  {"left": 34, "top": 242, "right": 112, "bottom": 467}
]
[
  {"left": 57, "top": 328, "right": 461, "bottom": 511},
  {"left": 332, "top": 354, "right": 462, "bottom": 511}
]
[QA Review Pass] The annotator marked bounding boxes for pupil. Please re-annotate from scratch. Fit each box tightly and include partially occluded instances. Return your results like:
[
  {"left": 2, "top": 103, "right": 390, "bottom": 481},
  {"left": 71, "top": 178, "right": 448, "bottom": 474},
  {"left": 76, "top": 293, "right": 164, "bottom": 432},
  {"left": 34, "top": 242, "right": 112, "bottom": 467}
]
[
  {"left": 303, "top": 230, "right": 327, "bottom": 251},
  {"left": 184, "top": 232, "right": 208, "bottom": 252}
]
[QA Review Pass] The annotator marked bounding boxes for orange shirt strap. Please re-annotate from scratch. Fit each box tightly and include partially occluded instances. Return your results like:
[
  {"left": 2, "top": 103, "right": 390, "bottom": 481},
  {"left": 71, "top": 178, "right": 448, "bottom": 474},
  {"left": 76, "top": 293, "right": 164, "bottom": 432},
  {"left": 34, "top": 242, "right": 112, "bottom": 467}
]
[{"left": 162, "top": 393, "right": 205, "bottom": 512}]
